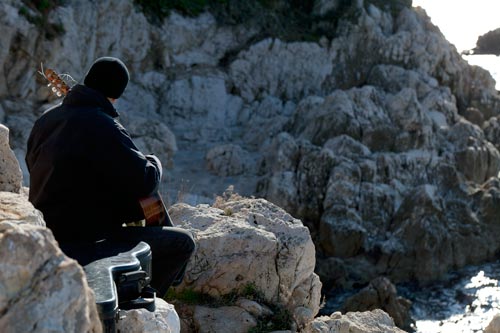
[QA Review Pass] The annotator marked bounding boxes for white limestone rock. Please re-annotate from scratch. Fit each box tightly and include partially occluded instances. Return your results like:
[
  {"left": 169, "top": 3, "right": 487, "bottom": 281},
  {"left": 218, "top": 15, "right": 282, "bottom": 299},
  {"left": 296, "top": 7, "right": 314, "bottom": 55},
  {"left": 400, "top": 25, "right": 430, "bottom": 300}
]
[
  {"left": 0, "top": 192, "right": 101, "bottom": 333},
  {"left": 169, "top": 197, "right": 322, "bottom": 328},
  {"left": 117, "top": 298, "right": 180, "bottom": 333},
  {"left": 230, "top": 38, "right": 333, "bottom": 102},
  {"left": 0, "top": 191, "right": 44, "bottom": 226},
  {"left": 159, "top": 12, "right": 257, "bottom": 67},
  {"left": 0, "top": 124, "right": 22, "bottom": 193}
]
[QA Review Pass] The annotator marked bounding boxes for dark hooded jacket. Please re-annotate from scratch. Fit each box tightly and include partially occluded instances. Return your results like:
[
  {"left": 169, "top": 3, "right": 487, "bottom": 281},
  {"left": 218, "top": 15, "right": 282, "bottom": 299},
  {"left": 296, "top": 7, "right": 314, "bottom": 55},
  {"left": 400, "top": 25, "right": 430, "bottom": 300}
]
[{"left": 26, "top": 84, "right": 162, "bottom": 241}]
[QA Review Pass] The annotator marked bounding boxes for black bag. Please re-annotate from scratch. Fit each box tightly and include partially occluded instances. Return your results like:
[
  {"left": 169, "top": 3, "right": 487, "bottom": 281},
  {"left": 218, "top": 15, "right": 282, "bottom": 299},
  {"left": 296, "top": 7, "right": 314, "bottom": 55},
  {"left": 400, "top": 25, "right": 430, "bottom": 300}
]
[{"left": 84, "top": 241, "right": 155, "bottom": 333}]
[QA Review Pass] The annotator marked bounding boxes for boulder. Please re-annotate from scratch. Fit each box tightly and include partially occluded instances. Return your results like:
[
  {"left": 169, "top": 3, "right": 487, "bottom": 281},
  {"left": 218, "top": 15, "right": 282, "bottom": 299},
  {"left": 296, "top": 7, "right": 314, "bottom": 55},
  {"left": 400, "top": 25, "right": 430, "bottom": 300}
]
[
  {"left": 0, "top": 191, "right": 101, "bottom": 333},
  {"left": 341, "top": 277, "right": 413, "bottom": 331},
  {"left": 169, "top": 195, "right": 322, "bottom": 328},
  {"left": 0, "top": 124, "right": 22, "bottom": 193}
]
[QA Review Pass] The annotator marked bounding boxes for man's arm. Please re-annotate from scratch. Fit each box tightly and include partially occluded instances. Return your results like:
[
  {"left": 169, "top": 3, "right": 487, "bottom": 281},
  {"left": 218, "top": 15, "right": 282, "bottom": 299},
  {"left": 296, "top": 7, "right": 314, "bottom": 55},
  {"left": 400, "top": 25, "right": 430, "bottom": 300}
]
[{"left": 89, "top": 114, "right": 163, "bottom": 199}]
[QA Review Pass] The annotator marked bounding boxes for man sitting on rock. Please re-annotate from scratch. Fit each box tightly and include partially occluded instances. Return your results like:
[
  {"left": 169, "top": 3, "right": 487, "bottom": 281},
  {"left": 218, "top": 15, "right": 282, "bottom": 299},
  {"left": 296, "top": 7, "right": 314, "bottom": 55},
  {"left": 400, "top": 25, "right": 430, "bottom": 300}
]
[{"left": 25, "top": 56, "right": 195, "bottom": 297}]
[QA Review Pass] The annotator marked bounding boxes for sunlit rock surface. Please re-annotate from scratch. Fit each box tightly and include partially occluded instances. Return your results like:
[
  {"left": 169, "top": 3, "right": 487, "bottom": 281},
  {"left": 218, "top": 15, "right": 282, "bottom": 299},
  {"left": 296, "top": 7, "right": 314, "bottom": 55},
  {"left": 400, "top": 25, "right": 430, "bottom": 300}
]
[
  {"left": 169, "top": 194, "right": 322, "bottom": 330},
  {"left": 342, "top": 277, "right": 413, "bottom": 331},
  {"left": 3, "top": 0, "right": 500, "bottom": 330},
  {"left": 0, "top": 191, "right": 102, "bottom": 333}
]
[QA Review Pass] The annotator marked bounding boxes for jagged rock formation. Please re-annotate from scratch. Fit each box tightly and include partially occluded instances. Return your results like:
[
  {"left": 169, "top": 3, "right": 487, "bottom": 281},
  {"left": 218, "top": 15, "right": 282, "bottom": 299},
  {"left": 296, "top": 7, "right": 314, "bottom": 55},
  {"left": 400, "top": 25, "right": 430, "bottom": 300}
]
[
  {"left": 468, "top": 28, "right": 500, "bottom": 55},
  {"left": 3, "top": 0, "right": 500, "bottom": 329}
]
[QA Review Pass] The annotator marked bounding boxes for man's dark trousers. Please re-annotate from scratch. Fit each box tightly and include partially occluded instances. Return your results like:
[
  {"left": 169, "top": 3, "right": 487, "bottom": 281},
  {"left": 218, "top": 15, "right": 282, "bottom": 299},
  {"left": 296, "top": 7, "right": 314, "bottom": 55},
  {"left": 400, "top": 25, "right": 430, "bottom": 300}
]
[{"left": 60, "top": 226, "right": 195, "bottom": 297}]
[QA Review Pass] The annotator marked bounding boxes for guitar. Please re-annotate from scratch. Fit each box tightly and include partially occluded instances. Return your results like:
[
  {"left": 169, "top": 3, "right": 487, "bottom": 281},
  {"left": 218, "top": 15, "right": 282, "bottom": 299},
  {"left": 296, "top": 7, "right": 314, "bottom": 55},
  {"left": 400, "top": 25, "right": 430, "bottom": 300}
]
[
  {"left": 40, "top": 66, "right": 72, "bottom": 97},
  {"left": 40, "top": 64, "right": 172, "bottom": 227},
  {"left": 138, "top": 192, "right": 174, "bottom": 227}
]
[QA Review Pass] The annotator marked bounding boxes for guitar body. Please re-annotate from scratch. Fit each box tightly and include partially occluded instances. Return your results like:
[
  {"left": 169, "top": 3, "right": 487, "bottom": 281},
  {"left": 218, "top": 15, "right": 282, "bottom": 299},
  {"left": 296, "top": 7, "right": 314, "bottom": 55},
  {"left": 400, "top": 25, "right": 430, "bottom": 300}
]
[{"left": 139, "top": 192, "right": 174, "bottom": 227}]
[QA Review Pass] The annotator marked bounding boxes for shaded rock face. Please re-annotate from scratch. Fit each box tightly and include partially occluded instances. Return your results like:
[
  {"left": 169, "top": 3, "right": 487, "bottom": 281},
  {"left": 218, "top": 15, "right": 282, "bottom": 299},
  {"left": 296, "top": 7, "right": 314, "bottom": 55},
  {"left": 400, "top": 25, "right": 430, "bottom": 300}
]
[
  {"left": 258, "top": 68, "right": 500, "bottom": 287},
  {"left": 205, "top": 144, "right": 254, "bottom": 176},
  {"left": 342, "top": 277, "right": 413, "bottom": 331},
  {"left": 471, "top": 28, "right": 500, "bottom": 55},
  {"left": 3, "top": 0, "right": 500, "bottom": 298},
  {"left": 169, "top": 195, "right": 322, "bottom": 330},
  {"left": 0, "top": 191, "right": 102, "bottom": 333}
]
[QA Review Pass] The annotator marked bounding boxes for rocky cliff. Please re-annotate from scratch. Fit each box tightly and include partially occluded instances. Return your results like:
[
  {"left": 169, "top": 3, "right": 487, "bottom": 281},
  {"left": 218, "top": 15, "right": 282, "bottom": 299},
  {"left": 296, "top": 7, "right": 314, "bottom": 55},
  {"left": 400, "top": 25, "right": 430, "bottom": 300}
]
[{"left": 2, "top": 0, "right": 500, "bottom": 327}]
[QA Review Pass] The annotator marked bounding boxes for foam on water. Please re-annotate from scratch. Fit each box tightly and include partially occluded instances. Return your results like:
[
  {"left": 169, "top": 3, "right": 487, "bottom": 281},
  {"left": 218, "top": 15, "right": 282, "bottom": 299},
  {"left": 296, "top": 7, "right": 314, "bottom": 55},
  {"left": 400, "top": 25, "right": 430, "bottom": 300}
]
[{"left": 406, "top": 262, "right": 500, "bottom": 333}]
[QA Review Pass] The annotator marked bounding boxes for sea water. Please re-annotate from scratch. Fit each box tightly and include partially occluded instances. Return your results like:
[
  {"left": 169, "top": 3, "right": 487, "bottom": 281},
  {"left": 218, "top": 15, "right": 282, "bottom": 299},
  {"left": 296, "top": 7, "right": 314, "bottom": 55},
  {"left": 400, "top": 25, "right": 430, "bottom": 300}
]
[
  {"left": 407, "top": 54, "right": 500, "bottom": 333},
  {"left": 321, "top": 261, "right": 500, "bottom": 333},
  {"left": 402, "top": 262, "right": 500, "bottom": 332},
  {"left": 383, "top": 56, "right": 500, "bottom": 332}
]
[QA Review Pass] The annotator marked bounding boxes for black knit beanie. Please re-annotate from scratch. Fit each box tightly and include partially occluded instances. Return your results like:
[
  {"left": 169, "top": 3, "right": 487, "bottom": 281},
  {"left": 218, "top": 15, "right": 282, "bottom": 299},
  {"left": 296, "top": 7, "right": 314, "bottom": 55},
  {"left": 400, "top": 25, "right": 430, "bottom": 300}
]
[{"left": 83, "top": 57, "right": 129, "bottom": 99}]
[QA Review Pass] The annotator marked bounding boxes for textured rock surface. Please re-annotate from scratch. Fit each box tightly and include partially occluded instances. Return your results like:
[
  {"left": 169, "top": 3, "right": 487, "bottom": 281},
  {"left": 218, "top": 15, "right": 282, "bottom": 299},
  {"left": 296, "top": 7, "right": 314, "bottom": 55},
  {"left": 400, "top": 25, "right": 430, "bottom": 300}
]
[
  {"left": 205, "top": 144, "right": 253, "bottom": 176},
  {"left": 169, "top": 195, "right": 322, "bottom": 328},
  {"left": 117, "top": 298, "right": 181, "bottom": 333},
  {"left": 342, "top": 277, "right": 413, "bottom": 331},
  {"left": 310, "top": 309, "right": 407, "bottom": 333},
  {"left": 3, "top": 0, "right": 500, "bottom": 317},
  {"left": 0, "top": 124, "right": 22, "bottom": 193},
  {"left": 0, "top": 191, "right": 102, "bottom": 333}
]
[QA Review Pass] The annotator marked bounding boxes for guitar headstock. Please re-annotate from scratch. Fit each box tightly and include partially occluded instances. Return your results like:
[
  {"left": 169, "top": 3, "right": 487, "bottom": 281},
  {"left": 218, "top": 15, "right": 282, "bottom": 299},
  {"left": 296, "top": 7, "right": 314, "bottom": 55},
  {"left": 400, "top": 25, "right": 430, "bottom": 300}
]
[{"left": 39, "top": 64, "right": 72, "bottom": 97}]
